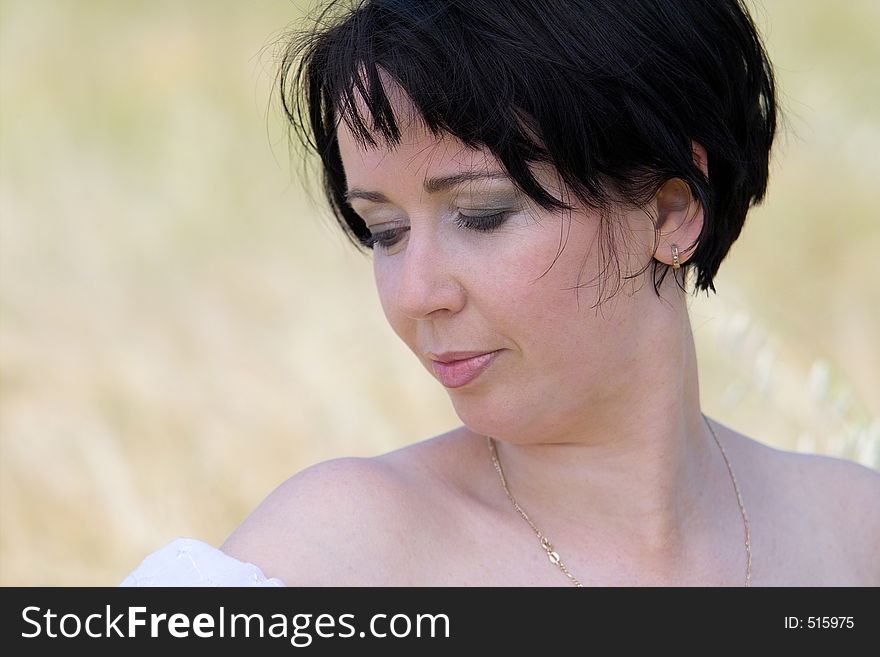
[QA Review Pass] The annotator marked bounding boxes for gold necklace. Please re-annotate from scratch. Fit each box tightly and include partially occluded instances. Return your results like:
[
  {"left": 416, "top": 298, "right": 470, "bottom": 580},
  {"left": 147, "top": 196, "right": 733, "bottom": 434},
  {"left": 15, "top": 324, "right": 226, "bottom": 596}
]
[{"left": 486, "top": 412, "right": 752, "bottom": 587}]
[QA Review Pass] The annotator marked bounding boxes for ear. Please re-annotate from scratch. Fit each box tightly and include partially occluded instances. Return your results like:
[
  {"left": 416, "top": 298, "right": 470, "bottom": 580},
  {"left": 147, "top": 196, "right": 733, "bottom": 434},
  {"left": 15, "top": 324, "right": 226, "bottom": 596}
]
[{"left": 653, "top": 141, "right": 708, "bottom": 268}]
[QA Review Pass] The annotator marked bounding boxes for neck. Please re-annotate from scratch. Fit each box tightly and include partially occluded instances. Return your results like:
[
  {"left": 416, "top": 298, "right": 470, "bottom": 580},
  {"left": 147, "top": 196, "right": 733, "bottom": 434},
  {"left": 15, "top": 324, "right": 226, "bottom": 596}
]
[{"left": 475, "top": 303, "right": 718, "bottom": 564}]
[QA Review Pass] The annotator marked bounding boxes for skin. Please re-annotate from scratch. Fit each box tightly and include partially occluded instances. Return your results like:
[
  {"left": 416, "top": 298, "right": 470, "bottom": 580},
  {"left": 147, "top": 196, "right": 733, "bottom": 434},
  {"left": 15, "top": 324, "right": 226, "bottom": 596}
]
[{"left": 221, "top": 81, "right": 880, "bottom": 586}]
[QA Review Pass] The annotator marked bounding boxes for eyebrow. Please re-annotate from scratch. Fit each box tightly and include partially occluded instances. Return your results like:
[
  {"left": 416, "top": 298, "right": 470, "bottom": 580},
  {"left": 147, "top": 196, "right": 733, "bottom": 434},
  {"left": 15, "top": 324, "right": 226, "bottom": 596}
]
[{"left": 345, "top": 171, "right": 511, "bottom": 203}]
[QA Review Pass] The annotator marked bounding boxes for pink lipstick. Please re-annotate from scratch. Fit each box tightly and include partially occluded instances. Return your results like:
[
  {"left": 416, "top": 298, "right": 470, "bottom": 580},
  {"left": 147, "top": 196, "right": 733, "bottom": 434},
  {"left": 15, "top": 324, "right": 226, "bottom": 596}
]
[{"left": 431, "top": 350, "right": 501, "bottom": 388}]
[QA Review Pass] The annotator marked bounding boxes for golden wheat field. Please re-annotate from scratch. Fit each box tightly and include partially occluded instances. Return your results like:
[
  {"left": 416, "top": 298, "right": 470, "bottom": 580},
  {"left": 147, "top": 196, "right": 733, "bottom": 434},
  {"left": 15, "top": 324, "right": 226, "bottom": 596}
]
[{"left": 0, "top": 0, "right": 878, "bottom": 586}]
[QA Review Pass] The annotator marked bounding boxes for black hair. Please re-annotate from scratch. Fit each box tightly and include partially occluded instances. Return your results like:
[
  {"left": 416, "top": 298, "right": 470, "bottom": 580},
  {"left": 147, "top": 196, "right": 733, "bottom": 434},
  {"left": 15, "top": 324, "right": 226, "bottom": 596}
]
[{"left": 278, "top": 0, "right": 778, "bottom": 304}]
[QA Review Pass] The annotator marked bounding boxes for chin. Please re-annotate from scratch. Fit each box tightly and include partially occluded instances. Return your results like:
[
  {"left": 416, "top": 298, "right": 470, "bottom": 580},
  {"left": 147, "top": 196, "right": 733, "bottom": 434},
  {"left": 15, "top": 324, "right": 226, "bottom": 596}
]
[{"left": 451, "top": 405, "right": 533, "bottom": 445}]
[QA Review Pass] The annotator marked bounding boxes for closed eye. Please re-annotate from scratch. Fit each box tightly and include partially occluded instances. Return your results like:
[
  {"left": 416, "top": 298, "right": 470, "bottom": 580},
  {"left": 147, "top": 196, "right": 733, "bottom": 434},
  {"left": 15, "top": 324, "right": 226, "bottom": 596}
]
[{"left": 365, "top": 211, "right": 511, "bottom": 251}]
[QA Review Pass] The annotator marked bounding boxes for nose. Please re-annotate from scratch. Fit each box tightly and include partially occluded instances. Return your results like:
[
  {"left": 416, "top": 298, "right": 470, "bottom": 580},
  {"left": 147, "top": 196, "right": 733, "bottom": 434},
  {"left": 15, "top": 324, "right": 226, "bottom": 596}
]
[{"left": 393, "top": 225, "right": 466, "bottom": 320}]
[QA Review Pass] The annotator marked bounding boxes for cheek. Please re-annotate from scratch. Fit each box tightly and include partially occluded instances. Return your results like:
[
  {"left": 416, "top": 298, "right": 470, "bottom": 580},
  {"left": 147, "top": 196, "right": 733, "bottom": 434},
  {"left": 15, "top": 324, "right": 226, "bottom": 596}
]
[
  {"left": 509, "top": 268, "right": 586, "bottom": 356},
  {"left": 504, "top": 217, "right": 607, "bottom": 350},
  {"left": 369, "top": 210, "right": 604, "bottom": 346},
  {"left": 373, "top": 258, "right": 402, "bottom": 330}
]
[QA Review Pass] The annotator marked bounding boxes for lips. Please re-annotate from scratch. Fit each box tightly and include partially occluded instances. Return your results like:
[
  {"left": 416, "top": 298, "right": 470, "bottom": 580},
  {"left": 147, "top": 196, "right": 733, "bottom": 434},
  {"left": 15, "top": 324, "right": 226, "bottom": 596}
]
[{"left": 430, "top": 350, "right": 501, "bottom": 388}]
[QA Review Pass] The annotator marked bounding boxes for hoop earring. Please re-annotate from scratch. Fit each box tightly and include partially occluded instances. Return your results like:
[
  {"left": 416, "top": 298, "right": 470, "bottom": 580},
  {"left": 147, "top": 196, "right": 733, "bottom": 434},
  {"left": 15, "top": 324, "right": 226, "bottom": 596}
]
[{"left": 671, "top": 244, "right": 680, "bottom": 270}]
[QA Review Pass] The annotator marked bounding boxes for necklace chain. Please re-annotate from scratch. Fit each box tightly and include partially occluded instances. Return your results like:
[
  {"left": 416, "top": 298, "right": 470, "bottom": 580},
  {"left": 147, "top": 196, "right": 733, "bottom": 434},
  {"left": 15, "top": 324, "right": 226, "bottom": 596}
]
[{"left": 486, "top": 412, "right": 752, "bottom": 587}]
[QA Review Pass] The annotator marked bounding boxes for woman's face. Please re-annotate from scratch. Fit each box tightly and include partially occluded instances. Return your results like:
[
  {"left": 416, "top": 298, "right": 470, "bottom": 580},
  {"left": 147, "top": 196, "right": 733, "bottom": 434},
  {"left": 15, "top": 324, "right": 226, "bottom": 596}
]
[{"left": 336, "top": 94, "right": 670, "bottom": 443}]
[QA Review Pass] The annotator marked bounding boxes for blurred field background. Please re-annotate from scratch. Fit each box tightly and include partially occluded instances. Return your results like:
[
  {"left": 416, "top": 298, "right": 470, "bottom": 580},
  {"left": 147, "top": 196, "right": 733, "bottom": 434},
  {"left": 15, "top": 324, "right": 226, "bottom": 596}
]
[{"left": 1, "top": 0, "right": 877, "bottom": 585}]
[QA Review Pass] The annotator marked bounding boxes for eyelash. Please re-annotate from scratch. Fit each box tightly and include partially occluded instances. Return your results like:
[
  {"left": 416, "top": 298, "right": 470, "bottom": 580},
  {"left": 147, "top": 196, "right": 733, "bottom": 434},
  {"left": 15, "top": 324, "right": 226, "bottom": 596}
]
[{"left": 365, "top": 212, "right": 510, "bottom": 251}]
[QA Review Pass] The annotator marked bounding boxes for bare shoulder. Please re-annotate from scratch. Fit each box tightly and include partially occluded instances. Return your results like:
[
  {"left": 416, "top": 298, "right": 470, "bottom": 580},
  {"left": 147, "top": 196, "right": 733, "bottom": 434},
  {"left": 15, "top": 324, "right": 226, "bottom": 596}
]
[
  {"left": 722, "top": 423, "right": 880, "bottom": 585},
  {"left": 773, "top": 447, "right": 880, "bottom": 499},
  {"left": 767, "top": 444, "right": 880, "bottom": 535},
  {"left": 782, "top": 448, "right": 880, "bottom": 585},
  {"left": 220, "top": 455, "right": 426, "bottom": 586}
]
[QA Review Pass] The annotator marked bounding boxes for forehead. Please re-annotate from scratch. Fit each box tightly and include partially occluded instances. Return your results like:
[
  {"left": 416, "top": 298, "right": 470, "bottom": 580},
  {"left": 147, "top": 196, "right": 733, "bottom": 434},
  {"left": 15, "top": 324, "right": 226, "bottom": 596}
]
[
  {"left": 336, "top": 118, "right": 499, "bottom": 187},
  {"left": 334, "top": 70, "right": 568, "bottom": 205},
  {"left": 335, "top": 72, "right": 501, "bottom": 183}
]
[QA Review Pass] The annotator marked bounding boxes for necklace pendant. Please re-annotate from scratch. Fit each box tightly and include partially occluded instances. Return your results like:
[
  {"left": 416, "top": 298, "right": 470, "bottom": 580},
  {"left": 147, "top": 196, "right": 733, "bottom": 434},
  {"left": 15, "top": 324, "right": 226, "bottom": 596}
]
[{"left": 540, "top": 537, "right": 561, "bottom": 564}]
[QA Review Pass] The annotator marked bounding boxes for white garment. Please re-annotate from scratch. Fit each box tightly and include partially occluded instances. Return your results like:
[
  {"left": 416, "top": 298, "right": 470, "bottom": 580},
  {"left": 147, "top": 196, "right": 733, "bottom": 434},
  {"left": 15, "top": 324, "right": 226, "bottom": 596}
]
[{"left": 120, "top": 537, "right": 285, "bottom": 587}]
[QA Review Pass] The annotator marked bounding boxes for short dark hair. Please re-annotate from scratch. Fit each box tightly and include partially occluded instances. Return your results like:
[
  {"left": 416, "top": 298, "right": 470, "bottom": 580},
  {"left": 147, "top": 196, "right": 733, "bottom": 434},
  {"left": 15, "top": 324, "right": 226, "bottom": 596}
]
[{"left": 278, "top": 0, "right": 778, "bottom": 304}]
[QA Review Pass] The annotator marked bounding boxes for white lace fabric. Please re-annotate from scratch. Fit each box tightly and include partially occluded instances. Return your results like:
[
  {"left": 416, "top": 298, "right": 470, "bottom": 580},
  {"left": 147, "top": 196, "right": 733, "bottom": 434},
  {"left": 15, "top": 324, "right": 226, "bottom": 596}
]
[{"left": 120, "top": 537, "right": 285, "bottom": 587}]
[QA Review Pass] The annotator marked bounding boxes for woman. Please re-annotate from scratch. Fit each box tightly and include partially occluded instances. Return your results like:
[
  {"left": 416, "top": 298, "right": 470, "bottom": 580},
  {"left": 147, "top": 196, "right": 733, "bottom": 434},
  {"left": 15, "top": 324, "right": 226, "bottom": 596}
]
[{"left": 122, "top": 0, "right": 879, "bottom": 587}]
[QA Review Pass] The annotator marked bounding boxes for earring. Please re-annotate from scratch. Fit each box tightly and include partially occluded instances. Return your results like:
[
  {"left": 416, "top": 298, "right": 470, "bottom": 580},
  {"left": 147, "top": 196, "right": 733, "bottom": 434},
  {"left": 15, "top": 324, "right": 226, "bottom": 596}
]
[{"left": 671, "top": 244, "right": 680, "bottom": 270}]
